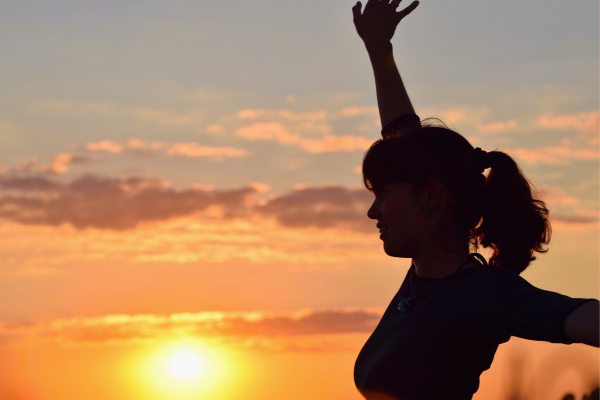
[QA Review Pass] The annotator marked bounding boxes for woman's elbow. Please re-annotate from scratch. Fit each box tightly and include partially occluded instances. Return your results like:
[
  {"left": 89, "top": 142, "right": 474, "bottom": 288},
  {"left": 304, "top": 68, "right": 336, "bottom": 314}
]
[{"left": 564, "top": 300, "right": 600, "bottom": 347}]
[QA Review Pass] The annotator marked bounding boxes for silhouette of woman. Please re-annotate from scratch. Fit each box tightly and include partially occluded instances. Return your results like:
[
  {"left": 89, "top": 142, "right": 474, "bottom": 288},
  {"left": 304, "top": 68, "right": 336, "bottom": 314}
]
[{"left": 350, "top": 1, "right": 600, "bottom": 399}]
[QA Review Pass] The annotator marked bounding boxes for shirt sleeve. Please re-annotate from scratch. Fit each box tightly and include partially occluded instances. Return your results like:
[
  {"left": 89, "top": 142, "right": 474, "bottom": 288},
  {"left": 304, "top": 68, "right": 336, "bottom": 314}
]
[
  {"left": 476, "top": 270, "right": 597, "bottom": 344},
  {"left": 381, "top": 114, "right": 421, "bottom": 138}
]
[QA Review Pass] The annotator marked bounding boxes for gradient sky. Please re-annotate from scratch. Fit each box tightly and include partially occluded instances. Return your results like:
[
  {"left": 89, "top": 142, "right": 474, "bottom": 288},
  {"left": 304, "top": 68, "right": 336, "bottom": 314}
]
[{"left": 0, "top": 0, "right": 598, "bottom": 399}]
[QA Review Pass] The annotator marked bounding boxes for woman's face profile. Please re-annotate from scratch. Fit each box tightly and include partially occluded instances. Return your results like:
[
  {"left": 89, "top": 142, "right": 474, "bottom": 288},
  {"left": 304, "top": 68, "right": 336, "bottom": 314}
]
[{"left": 367, "top": 181, "right": 428, "bottom": 258}]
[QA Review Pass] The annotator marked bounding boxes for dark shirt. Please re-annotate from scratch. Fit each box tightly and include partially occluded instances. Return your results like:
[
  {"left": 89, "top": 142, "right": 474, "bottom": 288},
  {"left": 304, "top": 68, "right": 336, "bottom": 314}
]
[{"left": 353, "top": 254, "right": 596, "bottom": 400}]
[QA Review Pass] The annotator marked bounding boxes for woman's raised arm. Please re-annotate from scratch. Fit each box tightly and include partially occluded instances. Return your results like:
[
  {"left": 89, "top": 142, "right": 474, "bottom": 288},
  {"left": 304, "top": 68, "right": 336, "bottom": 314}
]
[{"left": 352, "top": 0, "right": 419, "bottom": 128}]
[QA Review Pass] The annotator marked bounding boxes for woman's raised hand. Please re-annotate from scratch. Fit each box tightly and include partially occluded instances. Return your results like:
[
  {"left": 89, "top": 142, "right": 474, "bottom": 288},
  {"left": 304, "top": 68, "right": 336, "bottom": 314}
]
[{"left": 352, "top": 0, "right": 419, "bottom": 48}]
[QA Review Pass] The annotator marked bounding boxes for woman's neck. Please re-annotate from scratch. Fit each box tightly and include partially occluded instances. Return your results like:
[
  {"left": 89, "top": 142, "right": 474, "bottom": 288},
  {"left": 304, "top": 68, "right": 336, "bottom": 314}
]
[
  {"left": 412, "top": 253, "right": 476, "bottom": 279},
  {"left": 412, "top": 235, "right": 476, "bottom": 279}
]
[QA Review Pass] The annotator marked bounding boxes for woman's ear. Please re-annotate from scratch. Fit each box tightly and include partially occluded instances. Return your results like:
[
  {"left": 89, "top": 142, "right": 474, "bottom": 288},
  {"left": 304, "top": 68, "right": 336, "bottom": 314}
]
[{"left": 424, "top": 178, "right": 444, "bottom": 209}]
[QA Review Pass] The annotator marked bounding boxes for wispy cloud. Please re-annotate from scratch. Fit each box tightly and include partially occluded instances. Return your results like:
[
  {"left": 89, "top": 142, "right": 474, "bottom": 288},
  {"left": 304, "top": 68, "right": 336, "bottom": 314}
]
[
  {"left": 237, "top": 109, "right": 327, "bottom": 122},
  {"left": 0, "top": 175, "right": 258, "bottom": 230},
  {"left": 0, "top": 179, "right": 385, "bottom": 268},
  {"left": 166, "top": 143, "right": 249, "bottom": 159},
  {"left": 0, "top": 174, "right": 376, "bottom": 232},
  {"left": 0, "top": 308, "right": 382, "bottom": 351},
  {"left": 419, "top": 106, "right": 490, "bottom": 126},
  {"left": 236, "top": 123, "right": 372, "bottom": 153},
  {"left": 0, "top": 155, "right": 97, "bottom": 176},
  {"left": 538, "top": 186, "right": 579, "bottom": 206},
  {"left": 41, "top": 153, "right": 97, "bottom": 175},
  {"left": 236, "top": 122, "right": 300, "bottom": 144},
  {"left": 507, "top": 145, "right": 599, "bottom": 165},
  {"left": 0, "top": 158, "right": 39, "bottom": 175},
  {"left": 0, "top": 216, "right": 384, "bottom": 271},
  {"left": 477, "top": 119, "right": 517, "bottom": 134},
  {"left": 85, "top": 140, "right": 124, "bottom": 154},
  {"left": 339, "top": 106, "right": 377, "bottom": 117},
  {"left": 298, "top": 135, "right": 372, "bottom": 153},
  {"left": 82, "top": 138, "right": 248, "bottom": 159},
  {"left": 538, "top": 112, "right": 599, "bottom": 135},
  {"left": 256, "top": 185, "right": 373, "bottom": 231},
  {"left": 0, "top": 172, "right": 592, "bottom": 239},
  {"left": 536, "top": 186, "right": 599, "bottom": 229}
]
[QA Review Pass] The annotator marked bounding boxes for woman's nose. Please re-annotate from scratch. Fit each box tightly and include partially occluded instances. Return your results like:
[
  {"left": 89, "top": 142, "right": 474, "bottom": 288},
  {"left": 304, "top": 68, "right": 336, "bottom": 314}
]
[{"left": 367, "top": 201, "right": 380, "bottom": 220}]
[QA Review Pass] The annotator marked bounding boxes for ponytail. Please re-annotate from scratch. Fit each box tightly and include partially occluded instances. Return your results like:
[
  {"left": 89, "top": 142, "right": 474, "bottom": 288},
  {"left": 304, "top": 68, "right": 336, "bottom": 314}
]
[{"left": 472, "top": 151, "right": 551, "bottom": 274}]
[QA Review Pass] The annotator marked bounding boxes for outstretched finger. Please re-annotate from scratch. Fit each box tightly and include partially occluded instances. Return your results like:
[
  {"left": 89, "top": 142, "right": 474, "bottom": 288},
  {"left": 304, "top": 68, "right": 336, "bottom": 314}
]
[
  {"left": 388, "top": 0, "right": 402, "bottom": 10},
  {"left": 352, "top": 1, "right": 362, "bottom": 20},
  {"left": 364, "top": 0, "right": 378, "bottom": 11},
  {"left": 396, "top": 0, "right": 419, "bottom": 20}
]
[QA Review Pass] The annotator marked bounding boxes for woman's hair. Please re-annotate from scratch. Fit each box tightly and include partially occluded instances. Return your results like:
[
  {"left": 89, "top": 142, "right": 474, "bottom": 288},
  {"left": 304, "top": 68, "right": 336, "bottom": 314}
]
[{"left": 362, "top": 119, "right": 551, "bottom": 275}]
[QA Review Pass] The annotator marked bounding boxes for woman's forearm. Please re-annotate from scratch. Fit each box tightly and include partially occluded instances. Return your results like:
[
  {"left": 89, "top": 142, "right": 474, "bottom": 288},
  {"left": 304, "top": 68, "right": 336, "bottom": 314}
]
[
  {"left": 564, "top": 300, "right": 599, "bottom": 347},
  {"left": 366, "top": 42, "right": 415, "bottom": 128}
]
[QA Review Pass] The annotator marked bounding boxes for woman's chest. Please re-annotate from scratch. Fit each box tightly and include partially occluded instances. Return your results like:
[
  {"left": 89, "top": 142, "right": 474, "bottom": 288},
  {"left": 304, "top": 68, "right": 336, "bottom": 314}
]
[{"left": 354, "top": 294, "right": 471, "bottom": 388}]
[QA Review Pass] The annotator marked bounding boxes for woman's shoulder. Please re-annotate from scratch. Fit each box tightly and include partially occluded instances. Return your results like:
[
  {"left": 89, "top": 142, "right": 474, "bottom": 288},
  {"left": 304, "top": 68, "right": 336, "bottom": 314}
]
[{"left": 467, "top": 261, "right": 533, "bottom": 290}]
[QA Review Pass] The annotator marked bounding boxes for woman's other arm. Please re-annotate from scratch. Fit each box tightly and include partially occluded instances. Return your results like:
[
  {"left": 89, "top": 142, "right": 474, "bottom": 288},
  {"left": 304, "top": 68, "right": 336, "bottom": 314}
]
[
  {"left": 564, "top": 300, "right": 599, "bottom": 347},
  {"left": 352, "top": 0, "right": 419, "bottom": 128}
]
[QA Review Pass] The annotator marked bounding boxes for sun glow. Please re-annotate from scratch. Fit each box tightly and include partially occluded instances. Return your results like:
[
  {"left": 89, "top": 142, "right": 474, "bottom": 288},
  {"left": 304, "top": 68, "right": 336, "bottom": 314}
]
[
  {"left": 133, "top": 339, "right": 250, "bottom": 400},
  {"left": 169, "top": 351, "right": 203, "bottom": 379}
]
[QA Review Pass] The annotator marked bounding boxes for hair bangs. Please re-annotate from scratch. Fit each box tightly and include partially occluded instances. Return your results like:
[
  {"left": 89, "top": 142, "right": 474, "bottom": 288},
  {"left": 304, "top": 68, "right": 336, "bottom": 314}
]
[{"left": 362, "top": 136, "right": 428, "bottom": 192}]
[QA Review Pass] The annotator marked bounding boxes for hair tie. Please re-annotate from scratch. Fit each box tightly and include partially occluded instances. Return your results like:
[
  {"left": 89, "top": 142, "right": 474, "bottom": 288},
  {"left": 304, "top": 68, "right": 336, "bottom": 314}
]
[{"left": 474, "top": 147, "right": 490, "bottom": 173}]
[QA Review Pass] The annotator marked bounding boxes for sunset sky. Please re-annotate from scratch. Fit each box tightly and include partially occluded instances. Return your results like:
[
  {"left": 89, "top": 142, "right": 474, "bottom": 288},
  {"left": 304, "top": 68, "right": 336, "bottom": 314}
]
[{"left": 0, "top": 0, "right": 598, "bottom": 399}]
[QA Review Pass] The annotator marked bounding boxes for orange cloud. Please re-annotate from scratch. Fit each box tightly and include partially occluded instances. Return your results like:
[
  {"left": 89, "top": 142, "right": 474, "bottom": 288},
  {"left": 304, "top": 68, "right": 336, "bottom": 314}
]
[
  {"left": 340, "top": 107, "right": 377, "bottom": 117},
  {"left": 507, "top": 146, "right": 600, "bottom": 165},
  {"left": 299, "top": 135, "right": 372, "bottom": 153},
  {"left": 0, "top": 308, "right": 383, "bottom": 350},
  {"left": 0, "top": 154, "right": 95, "bottom": 176},
  {"left": 238, "top": 109, "right": 266, "bottom": 119},
  {"left": 85, "top": 140, "right": 123, "bottom": 154},
  {"left": 126, "top": 138, "right": 144, "bottom": 149},
  {"left": 538, "top": 112, "right": 599, "bottom": 135},
  {"left": 0, "top": 181, "right": 386, "bottom": 269},
  {"left": 41, "top": 153, "right": 96, "bottom": 175},
  {"left": 538, "top": 186, "right": 579, "bottom": 206},
  {"left": 277, "top": 110, "right": 327, "bottom": 122},
  {"left": 419, "top": 106, "right": 489, "bottom": 125},
  {"left": 0, "top": 216, "right": 385, "bottom": 274},
  {"left": 0, "top": 176, "right": 592, "bottom": 271},
  {"left": 120, "top": 139, "right": 168, "bottom": 155},
  {"left": 235, "top": 122, "right": 300, "bottom": 144},
  {"left": 237, "top": 109, "right": 327, "bottom": 122},
  {"left": 236, "top": 123, "right": 372, "bottom": 153},
  {"left": 167, "top": 143, "right": 249, "bottom": 159},
  {"left": 477, "top": 119, "right": 517, "bottom": 134},
  {"left": 0, "top": 158, "right": 39, "bottom": 175}
]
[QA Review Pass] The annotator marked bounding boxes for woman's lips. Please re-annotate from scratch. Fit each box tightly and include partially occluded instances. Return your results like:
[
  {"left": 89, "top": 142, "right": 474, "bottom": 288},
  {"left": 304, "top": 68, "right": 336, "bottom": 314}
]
[{"left": 379, "top": 227, "right": 388, "bottom": 239}]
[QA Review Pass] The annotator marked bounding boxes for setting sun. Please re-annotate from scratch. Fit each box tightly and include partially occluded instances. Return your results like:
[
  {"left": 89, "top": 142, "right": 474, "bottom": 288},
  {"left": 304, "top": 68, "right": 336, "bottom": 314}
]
[
  {"left": 169, "top": 351, "right": 203, "bottom": 379},
  {"left": 132, "top": 340, "right": 249, "bottom": 400}
]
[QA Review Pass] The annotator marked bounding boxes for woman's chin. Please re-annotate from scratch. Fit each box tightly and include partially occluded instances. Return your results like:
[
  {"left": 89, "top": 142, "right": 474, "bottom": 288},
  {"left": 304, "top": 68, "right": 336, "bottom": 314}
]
[{"left": 383, "top": 242, "right": 404, "bottom": 258}]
